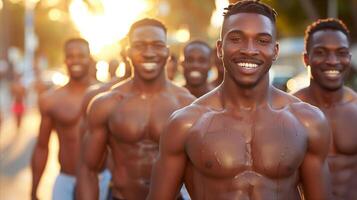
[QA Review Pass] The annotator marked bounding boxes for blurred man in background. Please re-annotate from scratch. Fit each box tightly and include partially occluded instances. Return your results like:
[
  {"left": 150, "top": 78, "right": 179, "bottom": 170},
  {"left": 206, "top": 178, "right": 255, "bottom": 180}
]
[
  {"left": 182, "top": 40, "right": 213, "bottom": 97},
  {"left": 31, "top": 38, "right": 96, "bottom": 200},
  {"left": 294, "top": 18, "right": 357, "bottom": 200}
]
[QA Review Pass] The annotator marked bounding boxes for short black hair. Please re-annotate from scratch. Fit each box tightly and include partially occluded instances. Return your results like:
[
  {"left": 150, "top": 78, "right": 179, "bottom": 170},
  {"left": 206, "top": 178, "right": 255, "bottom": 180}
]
[
  {"left": 223, "top": 0, "right": 277, "bottom": 24},
  {"left": 184, "top": 40, "right": 212, "bottom": 55},
  {"left": 64, "top": 38, "right": 90, "bottom": 53},
  {"left": 128, "top": 18, "right": 167, "bottom": 40},
  {"left": 304, "top": 18, "right": 350, "bottom": 53}
]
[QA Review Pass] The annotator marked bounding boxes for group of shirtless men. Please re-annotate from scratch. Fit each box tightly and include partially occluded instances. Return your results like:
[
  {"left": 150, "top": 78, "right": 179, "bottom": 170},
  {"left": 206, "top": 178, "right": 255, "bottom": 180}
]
[{"left": 30, "top": 1, "right": 357, "bottom": 200}]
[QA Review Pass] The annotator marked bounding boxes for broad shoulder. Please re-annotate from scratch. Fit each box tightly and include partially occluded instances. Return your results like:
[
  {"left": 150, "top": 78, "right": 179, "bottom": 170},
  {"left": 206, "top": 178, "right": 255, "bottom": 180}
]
[
  {"left": 82, "top": 78, "right": 122, "bottom": 111},
  {"left": 87, "top": 83, "right": 128, "bottom": 122},
  {"left": 290, "top": 101, "right": 330, "bottom": 144},
  {"left": 343, "top": 86, "right": 357, "bottom": 104},
  {"left": 162, "top": 103, "right": 210, "bottom": 149},
  {"left": 38, "top": 86, "right": 64, "bottom": 112}
]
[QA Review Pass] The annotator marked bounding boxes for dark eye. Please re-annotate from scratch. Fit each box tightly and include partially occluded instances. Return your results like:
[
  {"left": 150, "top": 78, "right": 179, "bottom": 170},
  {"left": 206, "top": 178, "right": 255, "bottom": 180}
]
[
  {"left": 153, "top": 43, "right": 165, "bottom": 50},
  {"left": 257, "top": 38, "right": 270, "bottom": 45},
  {"left": 133, "top": 43, "right": 145, "bottom": 50},
  {"left": 337, "top": 50, "right": 349, "bottom": 57},
  {"left": 314, "top": 49, "right": 325, "bottom": 56},
  {"left": 230, "top": 36, "right": 241, "bottom": 43}
]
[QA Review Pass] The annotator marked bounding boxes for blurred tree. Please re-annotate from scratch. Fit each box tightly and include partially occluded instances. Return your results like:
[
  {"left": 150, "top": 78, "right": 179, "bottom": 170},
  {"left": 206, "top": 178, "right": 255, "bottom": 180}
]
[
  {"left": 34, "top": 1, "right": 79, "bottom": 67},
  {"left": 163, "top": 0, "right": 215, "bottom": 40}
]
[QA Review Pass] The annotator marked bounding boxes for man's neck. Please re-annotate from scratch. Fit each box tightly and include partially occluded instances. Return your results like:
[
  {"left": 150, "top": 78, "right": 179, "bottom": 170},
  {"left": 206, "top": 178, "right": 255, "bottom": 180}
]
[
  {"left": 221, "top": 74, "right": 271, "bottom": 111},
  {"left": 309, "top": 81, "right": 345, "bottom": 107},
  {"left": 67, "top": 76, "right": 92, "bottom": 90},
  {"left": 132, "top": 73, "right": 168, "bottom": 94},
  {"left": 185, "top": 83, "right": 210, "bottom": 97}
]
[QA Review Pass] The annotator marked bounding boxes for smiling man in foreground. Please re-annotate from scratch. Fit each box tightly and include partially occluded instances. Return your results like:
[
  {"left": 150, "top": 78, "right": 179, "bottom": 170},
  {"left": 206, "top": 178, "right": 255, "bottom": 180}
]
[
  {"left": 148, "top": 1, "right": 332, "bottom": 199},
  {"left": 77, "top": 18, "right": 195, "bottom": 200}
]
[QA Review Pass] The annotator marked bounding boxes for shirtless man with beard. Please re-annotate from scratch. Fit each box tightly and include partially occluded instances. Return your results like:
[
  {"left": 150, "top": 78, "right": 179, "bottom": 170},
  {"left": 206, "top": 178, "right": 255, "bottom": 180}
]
[
  {"left": 77, "top": 18, "right": 195, "bottom": 200},
  {"left": 148, "top": 1, "right": 332, "bottom": 199},
  {"left": 182, "top": 40, "right": 214, "bottom": 98},
  {"left": 294, "top": 18, "right": 357, "bottom": 200},
  {"left": 31, "top": 38, "right": 96, "bottom": 200}
]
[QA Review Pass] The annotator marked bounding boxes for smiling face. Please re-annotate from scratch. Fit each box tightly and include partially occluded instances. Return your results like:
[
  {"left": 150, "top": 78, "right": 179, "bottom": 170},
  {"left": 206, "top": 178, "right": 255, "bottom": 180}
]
[
  {"left": 304, "top": 29, "right": 351, "bottom": 91},
  {"left": 183, "top": 43, "right": 212, "bottom": 87},
  {"left": 217, "top": 13, "right": 278, "bottom": 88},
  {"left": 128, "top": 25, "right": 169, "bottom": 82},
  {"left": 64, "top": 41, "right": 92, "bottom": 80}
]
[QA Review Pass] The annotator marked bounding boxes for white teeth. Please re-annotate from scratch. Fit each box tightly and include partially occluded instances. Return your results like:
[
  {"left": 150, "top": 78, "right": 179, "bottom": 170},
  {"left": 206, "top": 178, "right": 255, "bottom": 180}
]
[
  {"left": 237, "top": 62, "right": 258, "bottom": 68},
  {"left": 324, "top": 70, "right": 340, "bottom": 77},
  {"left": 189, "top": 71, "right": 202, "bottom": 78},
  {"left": 71, "top": 65, "right": 82, "bottom": 72},
  {"left": 142, "top": 63, "right": 157, "bottom": 71}
]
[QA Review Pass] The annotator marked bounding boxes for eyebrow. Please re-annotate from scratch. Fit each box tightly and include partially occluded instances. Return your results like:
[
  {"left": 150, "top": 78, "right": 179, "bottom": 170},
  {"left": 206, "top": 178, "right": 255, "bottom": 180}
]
[
  {"left": 227, "top": 30, "right": 272, "bottom": 37},
  {"left": 312, "top": 45, "right": 349, "bottom": 50}
]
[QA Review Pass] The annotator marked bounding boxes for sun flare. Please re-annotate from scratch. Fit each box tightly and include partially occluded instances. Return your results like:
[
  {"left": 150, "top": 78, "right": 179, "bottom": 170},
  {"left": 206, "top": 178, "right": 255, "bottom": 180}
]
[{"left": 69, "top": 0, "right": 150, "bottom": 59}]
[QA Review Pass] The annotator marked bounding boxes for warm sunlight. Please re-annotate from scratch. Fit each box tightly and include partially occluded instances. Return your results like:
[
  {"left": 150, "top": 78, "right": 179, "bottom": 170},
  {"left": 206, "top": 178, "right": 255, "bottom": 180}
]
[{"left": 69, "top": 0, "right": 150, "bottom": 59}]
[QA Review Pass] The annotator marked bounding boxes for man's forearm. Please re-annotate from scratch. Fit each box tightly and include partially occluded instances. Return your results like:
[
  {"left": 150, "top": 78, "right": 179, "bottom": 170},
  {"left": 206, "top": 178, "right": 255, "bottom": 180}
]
[
  {"left": 31, "top": 147, "right": 48, "bottom": 199},
  {"left": 76, "top": 166, "right": 100, "bottom": 200}
]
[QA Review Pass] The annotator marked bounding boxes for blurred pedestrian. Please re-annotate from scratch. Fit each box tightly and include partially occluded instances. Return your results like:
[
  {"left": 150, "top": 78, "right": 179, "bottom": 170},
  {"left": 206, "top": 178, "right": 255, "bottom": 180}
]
[
  {"left": 31, "top": 38, "right": 97, "bottom": 200},
  {"left": 10, "top": 72, "right": 26, "bottom": 133},
  {"left": 182, "top": 40, "right": 213, "bottom": 97}
]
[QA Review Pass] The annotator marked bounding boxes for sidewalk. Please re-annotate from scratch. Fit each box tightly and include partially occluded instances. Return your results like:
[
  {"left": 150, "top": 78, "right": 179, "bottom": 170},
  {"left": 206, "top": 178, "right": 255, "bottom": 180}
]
[{"left": 0, "top": 108, "right": 60, "bottom": 200}]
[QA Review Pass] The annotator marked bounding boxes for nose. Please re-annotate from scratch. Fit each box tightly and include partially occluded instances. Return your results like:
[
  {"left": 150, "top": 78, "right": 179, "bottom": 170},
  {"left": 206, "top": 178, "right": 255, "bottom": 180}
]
[
  {"left": 142, "top": 45, "right": 156, "bottom": 59},
  {"left": 240, "top": 39, "right": 259, "bottom": 56},
  {"left": 326, "top": 52, "right": 339, "bottom": 65}
]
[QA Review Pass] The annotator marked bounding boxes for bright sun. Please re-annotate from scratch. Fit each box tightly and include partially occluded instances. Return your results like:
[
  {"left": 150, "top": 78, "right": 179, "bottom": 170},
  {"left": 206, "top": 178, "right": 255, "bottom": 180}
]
[{"left": 69, "top": 0, "right": 149, "bottom": 59}]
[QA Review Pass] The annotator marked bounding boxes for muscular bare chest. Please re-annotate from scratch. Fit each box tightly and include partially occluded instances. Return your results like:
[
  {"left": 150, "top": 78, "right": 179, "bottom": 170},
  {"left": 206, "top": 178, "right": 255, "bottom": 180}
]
[
  {"left": 186, "top": 108, "right": 308, "bottom": 180},
  {"left": 51, "top": 93, "right": 84, "bottom": 126},
  {"left": 108, "top": 93, "right": 181, "bottom": 143},
  {"left": 322, "top": 102, "right": 357, "bottom": 154}
]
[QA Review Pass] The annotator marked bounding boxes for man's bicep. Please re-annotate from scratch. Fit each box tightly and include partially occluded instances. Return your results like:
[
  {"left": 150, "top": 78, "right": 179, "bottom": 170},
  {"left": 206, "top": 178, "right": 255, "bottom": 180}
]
[
  {"left": 83, "top": 114, "right": 108, "bottom": 171},
  {"left": 300, "top": 110, "right": 332, "bottom": 200},
  {"left": 149, "top": 117, "right": 190, "bottom": 199},
  {"left": 37, "top": 108, "right": 53, "bottom": 148}
]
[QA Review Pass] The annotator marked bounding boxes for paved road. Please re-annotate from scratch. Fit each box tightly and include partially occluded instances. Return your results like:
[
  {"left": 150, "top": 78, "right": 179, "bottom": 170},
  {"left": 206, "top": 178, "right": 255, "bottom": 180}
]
[{"left": 0, "top": 108, "right": 60, "bottom": 200}]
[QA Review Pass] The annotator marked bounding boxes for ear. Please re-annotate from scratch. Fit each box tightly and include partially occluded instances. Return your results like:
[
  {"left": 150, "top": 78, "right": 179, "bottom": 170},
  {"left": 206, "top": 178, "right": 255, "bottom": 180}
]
[
  {"left": 303, "top": 52, "right": 309, "bottom": 67},
  {"left": 272, "top": 42, "right": 279, "bottom": 61},
  {"left": 216, "top": 40, "right": 223, "bottom": 59},
  {"left": 181, "top": 60, "right": 187, "bottom": 69}
]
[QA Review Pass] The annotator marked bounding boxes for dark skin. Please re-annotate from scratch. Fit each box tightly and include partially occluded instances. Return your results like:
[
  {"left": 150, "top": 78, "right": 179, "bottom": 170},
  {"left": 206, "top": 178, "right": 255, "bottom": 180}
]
[
  {"left": 75, "top": 77, "right": 125, "bottom": 199},
  {"left": 294, "top": 29, "right": 357, "bottom": 200},
  {"left": 31, "top": 41, "right": 96, "bottom": 200},
  {"left": 77, "top": 25, "right": 195, "bottom": 200},
  {"left": 183, "top": 43, "right": 214, "bottom": 98},
  {"left": 148, "top": 13, "right": 332, "bottom": 200}
]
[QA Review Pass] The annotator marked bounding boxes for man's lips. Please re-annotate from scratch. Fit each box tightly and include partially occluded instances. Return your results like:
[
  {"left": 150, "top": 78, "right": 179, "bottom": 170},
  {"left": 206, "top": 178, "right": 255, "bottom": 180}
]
[
  {"left": 189, "top": 71, "right": 202, "bottom": 78},
  {"left": 71, "top": 64, "right": 83, "bottom": 72},
  {"left": 142, "top": 63, "right": 158, "bottom": 71},
  {"left": 323, "top": 69, "right": 341, "bottom": 79}
]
